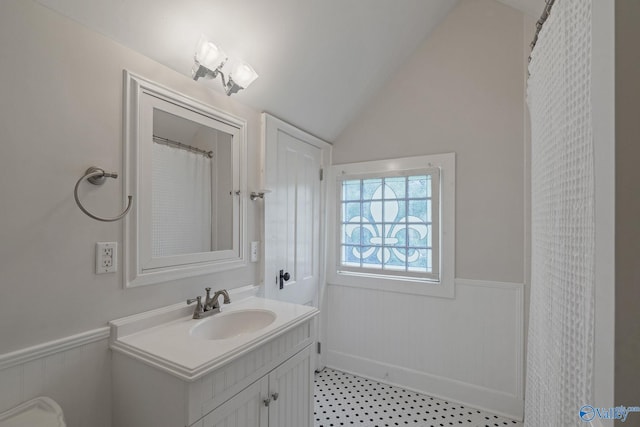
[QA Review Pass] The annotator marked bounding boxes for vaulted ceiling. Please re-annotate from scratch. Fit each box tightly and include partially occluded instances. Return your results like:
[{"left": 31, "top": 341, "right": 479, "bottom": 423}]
[{"left": 35, "top": 0, "right": 541, "bottom": 141}]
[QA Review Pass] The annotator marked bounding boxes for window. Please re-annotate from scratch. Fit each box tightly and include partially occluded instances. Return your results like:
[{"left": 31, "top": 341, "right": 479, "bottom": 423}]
[
  {"left": 329, "top": 153, "right": 455, "bottom": 298},
  {"left": 338, "top": 170, "right": 439, "bottom": 281}
]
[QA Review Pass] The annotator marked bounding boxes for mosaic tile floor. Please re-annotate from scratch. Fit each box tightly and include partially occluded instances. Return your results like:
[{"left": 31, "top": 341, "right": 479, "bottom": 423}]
[{"left": 314, "top": 368, "right": 523, "bottom": 427}]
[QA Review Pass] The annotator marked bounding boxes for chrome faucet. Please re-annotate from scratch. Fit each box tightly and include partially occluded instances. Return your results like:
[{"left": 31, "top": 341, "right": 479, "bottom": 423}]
[
  {"left": 187, "top": 288, "right": 231, "bottom": 319},
  {"left": 205, "top": 287, "right": 231, "bottom": 312}
]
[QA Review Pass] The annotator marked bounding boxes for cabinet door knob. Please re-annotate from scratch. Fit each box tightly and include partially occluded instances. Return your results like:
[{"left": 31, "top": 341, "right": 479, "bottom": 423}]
[
  {"left": 263, "top": 398, "right": 271, "bottom": 407},
  {"left": 271, "top": 392, "right": 279, "bottom": 401}
]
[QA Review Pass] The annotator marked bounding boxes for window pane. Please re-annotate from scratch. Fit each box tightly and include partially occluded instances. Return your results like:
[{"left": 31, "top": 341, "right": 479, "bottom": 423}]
[
  {"left": 384, "top": 177, "right": 405, "bottom": 199},
  {"left": 362, "top": 202, "right": 382, "bottom": 222},
  {"left": 408, "top": 176, "right": 428, "bottom": 198},
  {"left": 342, "top": 202, "right": 361, "bottom": 222},
  {"left": 407, "top": 248, "right": 429, "bottom": 272},
  {"left": 360, "top": 222, "right": 378, "bottom": 246},
  {"left": 341, "top": 245, "right": 361, "bottom": 267},
  {"left": 361, "top": 246, "right": 382, "bottom": 269},
  {"left": 342, "top": 223, "right": 362, "bottom": 245},
  {"left": 342, "top": 180, "right": 361, "bottom": 201},
  {"left": 407, "top": 200, "right": 428, "bottom": 222},
  {"left": 362, "top": 201, "right": 384, "bottom": 226},
  {"left": 408, "top": 224, "right": 429, "bottom": 247},
  {"left": 384, "top": 199, "right": 405, "bottom": 223},
  {"left": 363, "top": 179, "right": 382, "bottom": 199},
  {"left": 368, "top": 224, "right": 384, "bottom": 246},
  {"left": 382, "top": 199, "right": 402, "bottom": 223},
  {"left": 384, "top": 224, "right": 406, "bottom": 247},
  {"left": 383, "top": 247, "right": 406, "bottom": 270}
]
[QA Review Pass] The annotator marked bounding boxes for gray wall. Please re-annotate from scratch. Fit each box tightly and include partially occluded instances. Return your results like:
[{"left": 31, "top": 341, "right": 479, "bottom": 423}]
[
  {"left": 333, "top": 0, "right": 529, "bottom": 285},
  {"left": 0, "top": 0, "right": 262, "bottom": 354},
  {"left": 326, "top": 0, "right": 532, "bottom": 418},
  {"left": 615, "top": 0, "right": 640, "bottom": 411}
]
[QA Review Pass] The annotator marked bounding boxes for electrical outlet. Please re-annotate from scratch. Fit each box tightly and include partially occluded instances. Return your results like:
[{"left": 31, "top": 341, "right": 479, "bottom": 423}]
[
  {"left": 250, "top": 241, "right": 260, "bottom": 262},
  {"left": 96, "top": 242, "right": 117, "bottom": 274}
]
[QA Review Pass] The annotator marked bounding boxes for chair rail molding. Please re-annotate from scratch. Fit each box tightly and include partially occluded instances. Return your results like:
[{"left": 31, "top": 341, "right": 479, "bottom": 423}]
[{"left": 0, "top": 327, "right": 110, "bottom": 371}]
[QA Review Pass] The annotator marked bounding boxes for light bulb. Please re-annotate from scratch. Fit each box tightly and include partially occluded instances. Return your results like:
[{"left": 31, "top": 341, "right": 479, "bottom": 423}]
[
  {"left": 230, "top": 62, "right": 258, "bottom": 89},
  {"left": 194, "top": 35, "right": 227, "bottom": 71}
]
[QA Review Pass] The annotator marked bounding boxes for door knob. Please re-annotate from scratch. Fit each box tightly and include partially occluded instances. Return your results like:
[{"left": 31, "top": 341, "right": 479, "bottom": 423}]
[{"left": 279, "top": 270, "right": 290, "bottom": 289}]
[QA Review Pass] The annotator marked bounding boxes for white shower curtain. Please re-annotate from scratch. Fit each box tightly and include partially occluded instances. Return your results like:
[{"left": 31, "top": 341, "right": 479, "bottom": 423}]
[
  {"left": 525, "top": 0, "right": 594, "bottom": 425},
  {"left": 152, "top": 143, "right": 212, "bottom": 257}
]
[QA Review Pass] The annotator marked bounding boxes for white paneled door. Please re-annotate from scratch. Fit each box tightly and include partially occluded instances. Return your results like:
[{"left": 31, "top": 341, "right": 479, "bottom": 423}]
[{"left": 263, "top": 114, "right": 330, "bottom": 307}]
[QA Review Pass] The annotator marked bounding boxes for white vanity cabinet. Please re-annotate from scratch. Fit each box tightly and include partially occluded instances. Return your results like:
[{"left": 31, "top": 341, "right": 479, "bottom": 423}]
[
  {"left": 200, "top": 345, "right": 312, "bottom": 427},
  {"left": 110, "top": 296, "right": 318, "bottom": 427}
]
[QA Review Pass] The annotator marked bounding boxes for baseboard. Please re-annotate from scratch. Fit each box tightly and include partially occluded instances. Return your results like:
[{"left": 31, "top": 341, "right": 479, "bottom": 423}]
[
  {"left": 326, "top": 350, "right": 524, "bottom": 421},
  {"left": 0, "top": 327, "right": 110, "bottom": 371}
]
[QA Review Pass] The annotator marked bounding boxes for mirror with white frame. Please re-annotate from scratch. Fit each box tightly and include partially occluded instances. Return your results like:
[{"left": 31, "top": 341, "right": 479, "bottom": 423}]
[{"left": 123, "top": 71, "right": 246, "bottom": 287}]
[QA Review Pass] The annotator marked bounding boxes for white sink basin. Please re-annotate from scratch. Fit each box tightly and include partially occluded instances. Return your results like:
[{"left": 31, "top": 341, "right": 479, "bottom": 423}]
[
  {"left": 189, "top": 309, "right": 277, "bottom": 340},
  {"left": 110, "top": 295, "right": 320, "bottom": 380}
]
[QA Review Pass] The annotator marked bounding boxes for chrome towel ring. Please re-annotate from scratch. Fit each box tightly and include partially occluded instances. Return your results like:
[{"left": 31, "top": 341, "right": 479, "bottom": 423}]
[{"left": 74, "top": 166, "right": 133, "bottom": 222}]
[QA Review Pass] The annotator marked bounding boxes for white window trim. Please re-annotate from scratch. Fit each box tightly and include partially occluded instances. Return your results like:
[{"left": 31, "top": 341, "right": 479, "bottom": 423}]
[{"left": 327, "top": 152, "right": 455, "bottom": 298}]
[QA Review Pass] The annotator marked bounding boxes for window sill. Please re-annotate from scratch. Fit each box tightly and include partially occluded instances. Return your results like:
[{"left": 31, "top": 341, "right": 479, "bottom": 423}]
[{"left": 327, "top": 271, "right": 455, "bottom": 298}]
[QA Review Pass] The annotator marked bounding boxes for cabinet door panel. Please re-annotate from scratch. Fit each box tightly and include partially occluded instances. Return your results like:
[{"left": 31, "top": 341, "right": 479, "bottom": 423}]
[
  {"left": 202, "top": 377, "right": 268, "bottom": 427},
  {"left": 268, "top": 346, "right": 313, "bottom": 427}
]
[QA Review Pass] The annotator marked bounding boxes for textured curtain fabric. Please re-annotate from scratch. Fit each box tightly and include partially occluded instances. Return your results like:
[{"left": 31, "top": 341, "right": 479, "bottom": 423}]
[
  {"left": 152, "top": 143, "right": 212, "bottom": 257},
  {"left": 525, "top": 0, "right": 594, "bottom": 425}
]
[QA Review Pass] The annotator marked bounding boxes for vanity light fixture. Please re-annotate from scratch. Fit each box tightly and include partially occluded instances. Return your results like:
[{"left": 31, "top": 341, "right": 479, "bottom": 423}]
[{"left": 192, "top": 35, "right": 259, "bottom": 96}]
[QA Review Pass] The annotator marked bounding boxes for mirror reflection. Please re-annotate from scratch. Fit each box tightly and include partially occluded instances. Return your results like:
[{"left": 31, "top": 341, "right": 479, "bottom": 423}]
[
  {"left": 124, "top": 71, "right": 247, "bottom": 288},
  {"left": 151, "top": 109, "right": 234, "bottom": 257}
]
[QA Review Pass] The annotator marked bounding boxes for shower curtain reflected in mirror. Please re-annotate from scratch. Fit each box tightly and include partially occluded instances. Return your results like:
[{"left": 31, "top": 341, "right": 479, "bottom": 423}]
[{"left": 152, "top": 143, "right": 213, "bottom": 257}]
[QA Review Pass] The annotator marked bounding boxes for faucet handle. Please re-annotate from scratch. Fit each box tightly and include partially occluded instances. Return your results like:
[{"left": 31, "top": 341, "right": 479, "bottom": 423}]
[
  {"left": 187, "top": 296, "right": 205, "bottom": 319},
  {"left": 187, "top": 296, "right": 201, "bottom": 305}
]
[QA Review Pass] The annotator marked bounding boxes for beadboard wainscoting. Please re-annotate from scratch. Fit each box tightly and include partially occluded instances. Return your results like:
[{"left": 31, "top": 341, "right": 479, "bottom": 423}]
[
  {"left": 0, "top": 328, "right": 111, "bottom": 427},
  {"left": 325, "top": 279, "right": 524, "bottom": 420}
]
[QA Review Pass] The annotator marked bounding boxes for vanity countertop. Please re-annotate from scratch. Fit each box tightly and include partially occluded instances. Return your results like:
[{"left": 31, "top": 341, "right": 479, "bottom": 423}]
[{"left": 109, "top": 296, "right": 318, "bottom": 381}]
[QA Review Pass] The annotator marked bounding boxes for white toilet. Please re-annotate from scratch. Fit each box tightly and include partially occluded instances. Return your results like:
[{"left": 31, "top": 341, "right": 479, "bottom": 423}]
[{"left": 0, "top": 397, "right": 66, "bottom": 427}]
